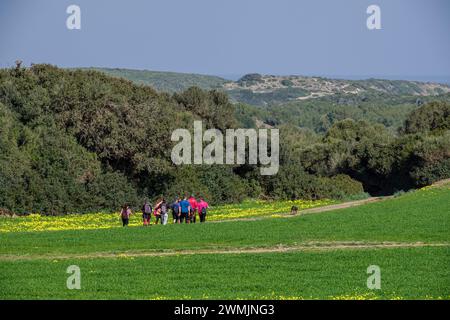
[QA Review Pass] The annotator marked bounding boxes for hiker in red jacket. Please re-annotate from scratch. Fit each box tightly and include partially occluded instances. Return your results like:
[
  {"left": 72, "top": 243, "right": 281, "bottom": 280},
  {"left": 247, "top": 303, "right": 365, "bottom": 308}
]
[
  {"left": 153, "top": 198, "right": 163, "bottom": 225},
  {"left": 188, "top": 194, "right": 198, "bottom": 223}
]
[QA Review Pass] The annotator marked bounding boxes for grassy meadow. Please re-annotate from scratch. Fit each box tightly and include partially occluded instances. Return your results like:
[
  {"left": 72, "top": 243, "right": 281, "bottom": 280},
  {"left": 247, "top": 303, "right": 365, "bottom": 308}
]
[{"left": 0, "top": 184, "right": 449, "bottom": 299}]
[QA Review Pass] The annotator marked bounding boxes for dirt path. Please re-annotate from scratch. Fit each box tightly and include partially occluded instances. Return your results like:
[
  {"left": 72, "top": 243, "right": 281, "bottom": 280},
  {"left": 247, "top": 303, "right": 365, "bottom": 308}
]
[
  {"left": 212, "top": 178, "right": 450, "bottom": 223},
  {"left": 1, "top": 241, "right": 447, "bottom": 262},
  {"left": 211, "top": 196, "right": 391, "bottom": 224},
  {"left": 430, "top": 178, "right": 450, "bottom": 187}
]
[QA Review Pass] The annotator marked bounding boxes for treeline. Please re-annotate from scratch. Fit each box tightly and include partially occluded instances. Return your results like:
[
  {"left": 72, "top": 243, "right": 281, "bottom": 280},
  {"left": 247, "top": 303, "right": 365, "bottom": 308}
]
[
  {"left": 0, "top": 65, "right": 448, "bottom": 214},
  {"left": 90, "top": 68, "right": 228, "bottom": 93}
]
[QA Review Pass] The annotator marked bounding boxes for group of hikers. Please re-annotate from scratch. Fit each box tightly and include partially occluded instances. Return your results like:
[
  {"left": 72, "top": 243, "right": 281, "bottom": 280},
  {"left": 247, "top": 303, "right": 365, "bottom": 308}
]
[{"left": 119, "top": 195, "right": 209, "bottom": 227}]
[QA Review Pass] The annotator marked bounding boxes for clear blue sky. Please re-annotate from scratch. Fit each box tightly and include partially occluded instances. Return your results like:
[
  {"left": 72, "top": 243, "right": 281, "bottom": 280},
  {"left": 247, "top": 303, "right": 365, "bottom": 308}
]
[{"left": 1, "top": 0, "right": 449, "bottom": 80}]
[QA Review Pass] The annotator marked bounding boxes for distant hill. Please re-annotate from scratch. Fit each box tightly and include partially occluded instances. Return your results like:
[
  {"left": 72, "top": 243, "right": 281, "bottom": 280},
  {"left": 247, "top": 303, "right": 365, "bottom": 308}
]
[
  {"left": 87, "top": 68, "right": 230, "bottom": 92},
  {"left": 90, "top": 69, "right": 450, "bottom": 107},
  {"left": 224, "top": 73, "right": 450, "bottom": 106}
]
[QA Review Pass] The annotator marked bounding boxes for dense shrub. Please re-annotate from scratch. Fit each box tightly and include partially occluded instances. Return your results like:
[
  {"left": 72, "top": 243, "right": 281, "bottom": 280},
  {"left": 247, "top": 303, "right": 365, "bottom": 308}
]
[
  {"left": 0, "top": 66, "right": 243, "bottom": 214},
  {"left": 317, "top": 174, "right": 365, "bottom": 199},
  {"left": 403, "top": 101, "right": 450, "bottom": 134},
  {"left": 409, "top": 131, "right": 450, "bottom": 186}
]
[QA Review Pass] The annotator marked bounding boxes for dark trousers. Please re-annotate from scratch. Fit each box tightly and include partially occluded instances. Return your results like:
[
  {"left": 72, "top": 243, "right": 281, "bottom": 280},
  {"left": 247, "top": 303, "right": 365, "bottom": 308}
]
[
  {"left": 199, "top": 212, "right": 206, "bottom": 223},
  {"left": 122, "top": 218, "right": 129, "bottom": 226},
  {"left": 143, "top": 213, "right": 151, "bottom": 225}
]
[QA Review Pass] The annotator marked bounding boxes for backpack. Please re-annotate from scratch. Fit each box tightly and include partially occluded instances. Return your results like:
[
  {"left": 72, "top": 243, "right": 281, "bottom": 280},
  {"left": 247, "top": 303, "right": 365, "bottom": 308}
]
[
  {"left": 143, "top": 204, "right": 152, "bottom": 214},
  {"left": 201, "top": 207, "right": 207, "bottom": 215}
]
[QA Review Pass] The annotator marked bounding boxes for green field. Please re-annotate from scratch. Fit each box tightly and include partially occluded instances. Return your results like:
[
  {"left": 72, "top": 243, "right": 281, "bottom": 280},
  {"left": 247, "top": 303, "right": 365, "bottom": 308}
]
[{"left": 0, "top": 185, "right": 449, "bottom": 299}]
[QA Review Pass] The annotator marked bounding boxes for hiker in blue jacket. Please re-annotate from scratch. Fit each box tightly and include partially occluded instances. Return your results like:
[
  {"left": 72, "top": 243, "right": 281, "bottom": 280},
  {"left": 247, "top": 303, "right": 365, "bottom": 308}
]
[
  {"left": 179, "top": 196, "right": 191, "bottom": 224},
  {"left": 171, "top": 197, "right": 181, "bottom": 224}
]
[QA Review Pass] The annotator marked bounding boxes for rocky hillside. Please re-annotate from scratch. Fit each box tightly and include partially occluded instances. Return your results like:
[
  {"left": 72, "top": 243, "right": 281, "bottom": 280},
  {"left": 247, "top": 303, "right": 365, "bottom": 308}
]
[{"left": 224, "top": 73, "right": 450, "bottom": 105}]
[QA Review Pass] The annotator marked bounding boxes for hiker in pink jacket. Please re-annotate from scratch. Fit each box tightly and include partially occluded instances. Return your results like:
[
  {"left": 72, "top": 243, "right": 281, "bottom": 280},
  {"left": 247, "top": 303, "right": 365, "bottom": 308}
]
[{"left": 197, "top": 197, "right": 209, "bottom": 223}]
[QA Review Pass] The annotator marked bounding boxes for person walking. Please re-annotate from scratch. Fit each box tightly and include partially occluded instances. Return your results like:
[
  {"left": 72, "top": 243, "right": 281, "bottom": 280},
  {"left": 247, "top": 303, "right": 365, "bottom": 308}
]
[
  {"left": 160, "top": 198, "right": 169, "bottom": 225},
  {"left": 197, "top": 197, "right": 209, "bottom": 223},
  {"left": 179, "top": 196, "right": 191, "bottom": 224},
  {"left": 153, "top": 198, "right": 163, "bottom": 224},
  {"left": 120, "top": 204, "right": 132, "bottom": 227},
  {"left": 142, "top": 199, "right": 152, "bottom": 226},
  {"left": 188, "top": 194, "right": 198, "bottom": 224},
  {"left": 171, "top": 197, "right": 181, "bottom": 224}
]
